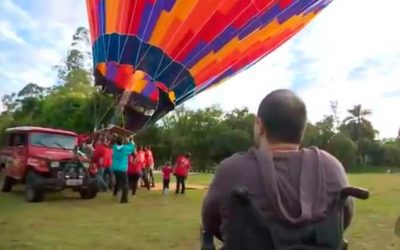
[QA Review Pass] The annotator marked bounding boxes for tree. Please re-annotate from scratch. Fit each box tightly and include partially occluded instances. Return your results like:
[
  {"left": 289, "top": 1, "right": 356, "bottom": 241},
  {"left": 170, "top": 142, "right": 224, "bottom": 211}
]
[
  {"left": 397, "top": 128, "right": 400, "bottom": 141},
  {"left": 17, "top": 83, "right": 46, "bottom": 99},
  {"left": 135, "top": 106, "right": 254, "bottom": 170},
  {"left": 382, "top": 141, "right": 400, "bottom": 167},
  {"left": 13, "top": 83, "right": 47, "bottom": 122},
  {"left": 360, "top": 139, "right": 384, "bottom": 166},
  {"left": 315, "top": 115, "right": 335, "bottom": 149},
  {"left": 1, "top": 93, "right": 17, "bottom": 112},
  {"left": 182, "top": 107, "right": 223, "bottom": 170},
  {"left": 0, "top": 112, "right": 14, "bottom": 143},
  {"left": 302, "top": 123, "right": 321, "bottom": 148},
  {"left": 327, "top": 133, "right": 358, "bottom": 167},
  {"left": 342, "top": 104, "right": 374, "bottom": 164},
  {"left": 302, "top": 115, "right": 335, "bottom": 150},
  {"left": 53, "top": 27, "right": 92, "bottom": 93},
  {"left": 0, "top": 27, "right": 98, "bottom": 135},
  {"left": 330, "top": 100, "right": 340, "bottom": 132},
  {"left": 210, "top": 126, "right": 252, "bottom": 163},
  {"left": 223, "top": 108, "right": 255, "bottom": 136}
]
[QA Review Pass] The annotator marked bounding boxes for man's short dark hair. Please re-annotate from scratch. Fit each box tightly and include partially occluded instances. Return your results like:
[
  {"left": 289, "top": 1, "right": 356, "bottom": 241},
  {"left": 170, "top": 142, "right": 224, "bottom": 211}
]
[
  {"left": 116, "top": 136, "right": 123, "bottom": 146},
  {"left": 257, "top": 89, "right": 307, "bottom": 144}
]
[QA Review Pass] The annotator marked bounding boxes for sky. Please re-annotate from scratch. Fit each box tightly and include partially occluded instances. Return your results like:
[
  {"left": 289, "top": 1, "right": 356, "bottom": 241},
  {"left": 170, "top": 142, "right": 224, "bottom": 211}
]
[{"left": 0, "top": 0, "right": 399, "bottom": 138}]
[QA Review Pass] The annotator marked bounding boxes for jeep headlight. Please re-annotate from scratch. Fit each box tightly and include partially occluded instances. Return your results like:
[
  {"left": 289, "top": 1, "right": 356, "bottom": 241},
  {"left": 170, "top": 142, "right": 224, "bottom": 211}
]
[
  {"left": 82, "top": 162, "right": 90, "bottom": 169},
  {"left": 50, "top": 161, "right": 60, "bottom": 168}
]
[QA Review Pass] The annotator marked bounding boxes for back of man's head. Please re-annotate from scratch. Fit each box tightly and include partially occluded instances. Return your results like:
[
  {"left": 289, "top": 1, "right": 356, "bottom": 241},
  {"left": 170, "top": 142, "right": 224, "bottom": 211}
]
[{"left": 257, "top": 89, "right": 307, "bottom": 144}]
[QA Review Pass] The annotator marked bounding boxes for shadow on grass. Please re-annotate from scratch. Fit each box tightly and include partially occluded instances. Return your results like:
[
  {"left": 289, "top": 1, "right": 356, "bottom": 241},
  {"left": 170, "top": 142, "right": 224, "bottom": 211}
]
[{"left": 3, "top": 187, "right": 86, "bottom": 203}]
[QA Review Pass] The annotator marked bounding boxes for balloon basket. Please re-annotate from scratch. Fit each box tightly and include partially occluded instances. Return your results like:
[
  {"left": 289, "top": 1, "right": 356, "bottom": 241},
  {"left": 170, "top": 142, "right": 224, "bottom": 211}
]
[{"left": 93, "top": 124, "right": 134, "bottom": 140}]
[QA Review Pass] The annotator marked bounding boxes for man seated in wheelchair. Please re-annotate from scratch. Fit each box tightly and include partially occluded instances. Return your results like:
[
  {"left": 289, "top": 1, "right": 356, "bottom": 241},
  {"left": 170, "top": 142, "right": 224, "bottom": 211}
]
[{"left": 202, "top": 89, "right": 354, "bottom": 250}]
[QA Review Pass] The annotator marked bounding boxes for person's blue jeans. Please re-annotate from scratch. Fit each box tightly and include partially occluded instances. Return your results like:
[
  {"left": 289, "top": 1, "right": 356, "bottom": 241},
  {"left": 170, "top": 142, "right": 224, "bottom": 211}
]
[
  {"left": 103, "top": 168, "right": 114, "bottom": 188},
  {"left": 97, "top": 167, "right": 108, "bottom": 191}
]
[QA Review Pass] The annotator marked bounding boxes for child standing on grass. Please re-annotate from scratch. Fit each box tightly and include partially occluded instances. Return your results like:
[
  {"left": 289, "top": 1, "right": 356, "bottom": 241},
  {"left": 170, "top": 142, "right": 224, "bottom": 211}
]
[{"left": 162, "top": 161, "right": 173, "bottom": 195}]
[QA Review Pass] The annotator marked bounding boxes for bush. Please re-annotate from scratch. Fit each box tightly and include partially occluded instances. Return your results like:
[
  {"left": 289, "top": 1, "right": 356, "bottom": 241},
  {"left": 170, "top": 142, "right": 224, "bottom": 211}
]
[
  {"left": 362, "top": 139, "right": 385, "bottom": 166},
  {"left": 327, "top": 133, "right": 358, "bottom": 167},
  {"left": 382, "top": 142, "right": 400, "bottom": 167}
]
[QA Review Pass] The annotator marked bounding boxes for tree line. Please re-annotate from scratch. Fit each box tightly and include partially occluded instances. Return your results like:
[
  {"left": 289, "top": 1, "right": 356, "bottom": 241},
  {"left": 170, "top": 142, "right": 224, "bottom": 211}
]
[{"left": 1, "top": 27, "right": 399, "bottom": 170}]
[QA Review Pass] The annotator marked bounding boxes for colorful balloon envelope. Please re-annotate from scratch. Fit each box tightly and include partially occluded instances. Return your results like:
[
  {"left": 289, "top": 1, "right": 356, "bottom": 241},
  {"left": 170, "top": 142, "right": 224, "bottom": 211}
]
[{"left": 86, "top": 0, "right": 333, "bottom": 132}]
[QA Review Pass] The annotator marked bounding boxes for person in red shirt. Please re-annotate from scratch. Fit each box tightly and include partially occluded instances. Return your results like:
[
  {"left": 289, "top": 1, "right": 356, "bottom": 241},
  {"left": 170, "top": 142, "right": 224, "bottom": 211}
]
[
  {"left": 137, "top": 146, "right": 150, "bottom": 190},
  {"left": 144, "top": 146, "right": 155, "bottom": 188},
  {"left": 102, "top": 139, "right": 113, "bottom": 189},
  {"left": 93, "top": 138, "right": 108, "bottom": 191},
  {"left": 161, "top": 161, "right": 173, "bottom": 195},
  {"left": 127, "top": 152, "right": 142, "bottom": 196},
  {"left": 174, "top": 152, "right": 192, "bottom": 194}
]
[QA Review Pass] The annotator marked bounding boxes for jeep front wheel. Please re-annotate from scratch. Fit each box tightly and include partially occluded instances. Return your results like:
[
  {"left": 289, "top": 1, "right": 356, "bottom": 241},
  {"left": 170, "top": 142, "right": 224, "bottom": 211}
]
[
  {"left": 80, "top": 188, "right": 97, "bottom": 200},
  {"left": 1, "top": 176, "right": 14, "bottom": 192},
  {"left": 25, "top": 171, "right": 45, "bottom": 202}
]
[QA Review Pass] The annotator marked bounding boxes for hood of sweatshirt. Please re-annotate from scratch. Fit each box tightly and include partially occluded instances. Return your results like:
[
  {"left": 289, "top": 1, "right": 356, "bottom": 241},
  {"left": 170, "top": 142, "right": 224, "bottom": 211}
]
[{"left": 251, "top": 147, "right": 328, "bottom": 224}]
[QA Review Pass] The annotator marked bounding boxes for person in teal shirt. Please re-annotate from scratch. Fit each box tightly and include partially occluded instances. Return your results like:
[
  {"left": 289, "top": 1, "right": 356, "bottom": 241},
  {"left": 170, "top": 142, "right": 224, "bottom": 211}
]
[{"left": 112, "top": 136, "right": 135, "bottom": 203}]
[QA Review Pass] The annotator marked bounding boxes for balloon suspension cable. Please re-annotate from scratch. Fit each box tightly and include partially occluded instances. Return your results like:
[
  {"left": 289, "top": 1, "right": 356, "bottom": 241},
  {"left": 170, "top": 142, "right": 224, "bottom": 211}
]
[
  {"left": 93, "top": 93, "right": 97, "bottom": 131},
  {"left": 93, "top": 93, "right": 120, "bottom": 132},
  {"left": 110, "top": 91, "right": 131, "bottom": 128}
]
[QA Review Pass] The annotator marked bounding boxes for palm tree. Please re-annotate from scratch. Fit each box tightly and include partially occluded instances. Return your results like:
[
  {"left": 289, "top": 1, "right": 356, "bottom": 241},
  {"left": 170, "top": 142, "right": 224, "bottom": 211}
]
[{"left": 343, "top": 105, "right": 372, "bottom": 164}]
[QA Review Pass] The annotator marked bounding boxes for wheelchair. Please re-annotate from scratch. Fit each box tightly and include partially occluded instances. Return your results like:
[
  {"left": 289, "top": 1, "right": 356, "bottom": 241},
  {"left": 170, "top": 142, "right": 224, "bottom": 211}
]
[{"left": 201, "top": 186, "right": 369, "bottom": 250}]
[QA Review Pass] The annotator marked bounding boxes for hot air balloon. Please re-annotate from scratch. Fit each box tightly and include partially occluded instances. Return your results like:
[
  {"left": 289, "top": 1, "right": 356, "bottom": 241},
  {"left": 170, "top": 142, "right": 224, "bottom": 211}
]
[{"left": 86, "top": 0, "right": 333, "bottom": 132}]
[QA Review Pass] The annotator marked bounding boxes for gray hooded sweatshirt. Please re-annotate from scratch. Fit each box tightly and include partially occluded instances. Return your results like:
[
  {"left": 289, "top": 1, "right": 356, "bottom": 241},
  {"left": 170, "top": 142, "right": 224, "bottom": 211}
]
[{"left": 201, "top": 147, "right": 353, "bottom": 240}]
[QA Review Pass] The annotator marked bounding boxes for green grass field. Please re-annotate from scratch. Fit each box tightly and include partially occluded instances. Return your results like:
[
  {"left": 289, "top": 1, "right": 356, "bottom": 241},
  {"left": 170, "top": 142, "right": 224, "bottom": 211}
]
[{"left": 0, "top": 172, "right": 399, "bottom": 250}]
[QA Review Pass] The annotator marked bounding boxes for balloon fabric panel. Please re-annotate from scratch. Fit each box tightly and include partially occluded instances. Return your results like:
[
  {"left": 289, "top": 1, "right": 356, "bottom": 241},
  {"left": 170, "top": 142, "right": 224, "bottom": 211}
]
[{"left": 87, "top": 0, "right": 333, "bottom": 131}]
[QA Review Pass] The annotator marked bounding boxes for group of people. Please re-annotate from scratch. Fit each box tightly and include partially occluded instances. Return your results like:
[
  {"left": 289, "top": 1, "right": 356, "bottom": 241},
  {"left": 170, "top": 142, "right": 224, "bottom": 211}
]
[
  {"left": 79, "top": 135, "right": 192, "bottom": 203},
  {"left": 77, "top": 88, "right": 358, "bottom": 248}
]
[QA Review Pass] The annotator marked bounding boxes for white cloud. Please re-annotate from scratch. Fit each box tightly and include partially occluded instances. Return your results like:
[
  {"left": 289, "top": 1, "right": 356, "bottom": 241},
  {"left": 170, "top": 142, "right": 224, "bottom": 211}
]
[
  {"left": 0, "top": 0, "right": 87, "bottom": 93},
  {"left": 0, "top": 0, "right": 35, "bottom": 26},
  {"left": 34, "top": 48, "right": 64, "bottom": 67},
  {"left": 0, "top": 20, "right": 27, "bottom": 44},
  {"left": 292, "top": 0, "right": 400, "bottom": 139}
]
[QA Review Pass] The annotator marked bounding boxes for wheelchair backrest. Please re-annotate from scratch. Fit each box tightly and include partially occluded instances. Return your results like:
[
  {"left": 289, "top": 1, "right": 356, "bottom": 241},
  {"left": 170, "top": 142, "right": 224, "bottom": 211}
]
[{"left": 223, "top": 188, "right": 345, "bottom": 250}]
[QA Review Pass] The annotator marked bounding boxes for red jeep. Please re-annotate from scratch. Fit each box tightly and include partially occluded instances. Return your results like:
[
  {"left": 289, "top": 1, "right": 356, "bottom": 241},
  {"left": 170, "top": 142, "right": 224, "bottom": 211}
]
[{"left": 0, "top": 126, "right": 98, "bottom": 202}]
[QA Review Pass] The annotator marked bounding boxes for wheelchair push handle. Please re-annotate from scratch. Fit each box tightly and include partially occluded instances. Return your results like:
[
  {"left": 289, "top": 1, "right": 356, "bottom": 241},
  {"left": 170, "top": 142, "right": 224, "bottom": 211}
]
[{"left": 340, "top": 187, "right": 370, "bottom": 200}]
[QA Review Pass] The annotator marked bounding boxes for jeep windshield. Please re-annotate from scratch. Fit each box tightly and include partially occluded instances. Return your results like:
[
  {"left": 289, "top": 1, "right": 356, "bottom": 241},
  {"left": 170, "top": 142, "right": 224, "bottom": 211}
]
[{"left": 30, "top": 132, "right": 76, "bottom": 150}]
